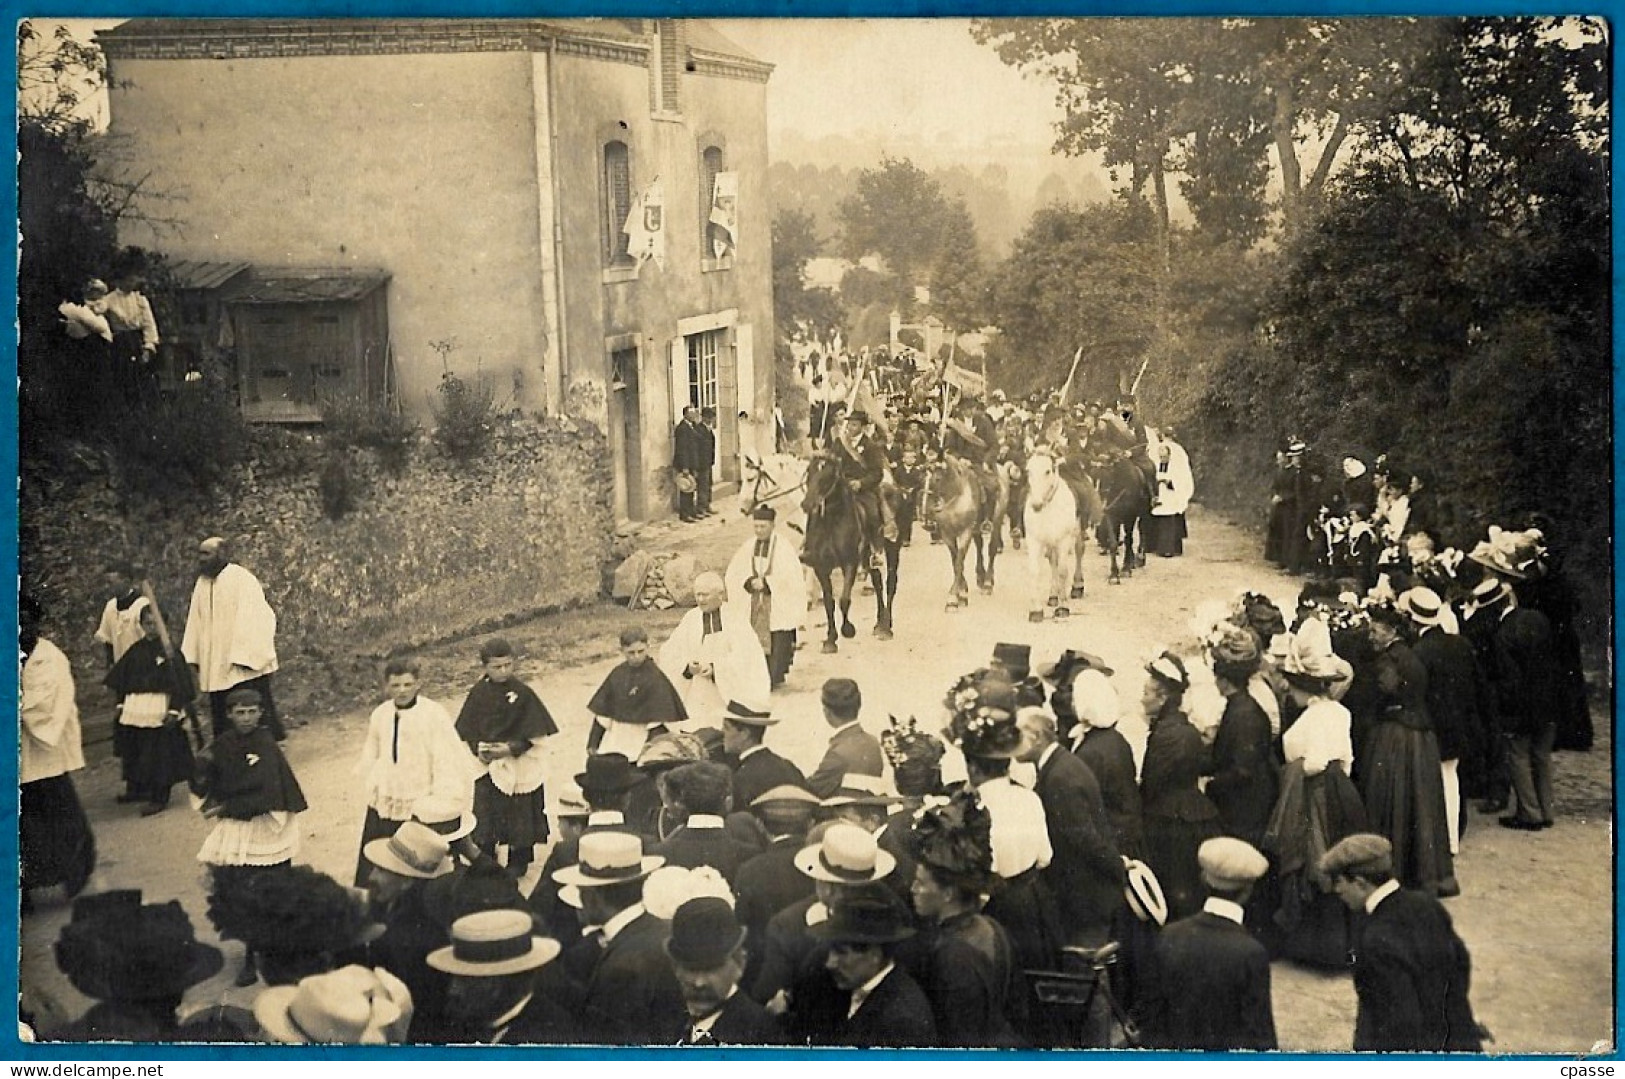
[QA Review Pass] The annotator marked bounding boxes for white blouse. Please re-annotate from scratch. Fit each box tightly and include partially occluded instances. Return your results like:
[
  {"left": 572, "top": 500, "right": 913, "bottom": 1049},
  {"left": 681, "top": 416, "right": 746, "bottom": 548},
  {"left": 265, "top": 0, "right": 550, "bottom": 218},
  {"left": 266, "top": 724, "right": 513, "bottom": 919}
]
[{"left": 1282, "top": 699, "right": 1355, "bottom": 778}]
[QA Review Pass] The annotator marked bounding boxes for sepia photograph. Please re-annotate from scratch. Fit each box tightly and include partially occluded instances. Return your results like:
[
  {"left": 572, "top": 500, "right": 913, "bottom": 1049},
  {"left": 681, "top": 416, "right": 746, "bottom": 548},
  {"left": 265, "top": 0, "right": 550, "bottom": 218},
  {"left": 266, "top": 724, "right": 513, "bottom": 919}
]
[{"left": 13, "top": 13, "right": 1614, "bottom": 1056}]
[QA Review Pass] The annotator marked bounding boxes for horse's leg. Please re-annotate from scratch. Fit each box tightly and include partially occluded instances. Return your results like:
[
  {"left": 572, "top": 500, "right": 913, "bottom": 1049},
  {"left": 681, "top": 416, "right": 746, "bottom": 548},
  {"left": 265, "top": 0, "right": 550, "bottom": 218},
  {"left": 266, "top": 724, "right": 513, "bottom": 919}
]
[
  {"left": 1070, "top": 526, "right": 1087, "bottom": 600},
  {"left": 838, "top": 561, "right": 857, "bottom": 639},
  {"left": 870, "top": 558, "right": 892, "bottom": 640},
  {"left": 1107, "top": 516, "right": 1123, "bottom": 584},
  {"left": 818, "top": 569, "right": 840, "bottom": 652},
  {"left": 885, "top": 543, "right": 901, "bottom": 611},
  {"left": 946, "top": 532, "right": 968, "bottom": 609},
  {"left": 1027, "top": 528, "right": 1049, "bottom": 623},
  {"left": 1054, "top": 533, "right": 1078, "bottom": 618}
]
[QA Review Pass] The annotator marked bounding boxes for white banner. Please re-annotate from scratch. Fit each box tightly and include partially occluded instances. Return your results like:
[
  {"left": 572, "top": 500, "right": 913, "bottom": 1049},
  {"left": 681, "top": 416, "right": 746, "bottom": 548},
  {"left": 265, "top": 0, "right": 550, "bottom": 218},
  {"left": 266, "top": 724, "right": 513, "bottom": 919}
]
[
  {"left": 623, "top": 176, "right": 665, "bottom": 271},
  {"left": 709, "top": 170, "right": 738, "bottom": 259},
  {"left": 943, "top": 360, "right": 986, "bottom": 398}
]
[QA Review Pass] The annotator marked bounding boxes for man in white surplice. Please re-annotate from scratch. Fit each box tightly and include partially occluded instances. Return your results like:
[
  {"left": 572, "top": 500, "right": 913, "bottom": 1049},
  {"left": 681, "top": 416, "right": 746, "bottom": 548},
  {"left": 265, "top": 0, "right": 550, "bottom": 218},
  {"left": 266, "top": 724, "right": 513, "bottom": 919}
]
[
  {"left": 659, "top": 572, "right": 770, "bottom": 732},
  {"left": 724, "top": 505, "right": 808, "bottom": 691},
  {"left": 180, "top": 536, "right": 285, "bottom": 740}
]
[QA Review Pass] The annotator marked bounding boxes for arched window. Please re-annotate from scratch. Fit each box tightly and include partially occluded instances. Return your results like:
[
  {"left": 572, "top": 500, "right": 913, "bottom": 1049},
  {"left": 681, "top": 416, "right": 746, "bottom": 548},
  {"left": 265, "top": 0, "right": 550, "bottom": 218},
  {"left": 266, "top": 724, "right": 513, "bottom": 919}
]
[
  {"left": 603, "top": 141, "right": 633, "bottom": 266},
  {"left": 699, "top": 145, "right": 728, "bottom": 260}
]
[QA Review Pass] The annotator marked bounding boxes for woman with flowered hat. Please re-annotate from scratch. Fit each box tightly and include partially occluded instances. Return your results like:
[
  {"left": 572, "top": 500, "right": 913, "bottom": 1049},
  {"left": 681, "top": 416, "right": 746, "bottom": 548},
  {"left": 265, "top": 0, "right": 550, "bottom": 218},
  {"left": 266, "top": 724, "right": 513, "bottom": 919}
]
[
  {"left": 943, "top": 669, "right": 1064, "bottom": 1043},
  {"left": 1358, "top": 603, "right": 1458, "bottom": 898},
  {"left": 906, "top": 788, "right": 1024, "bottom": 1047},
  {"left": 1261, "top": 619, "right": 1369, "bottom": 968},
  {"left": 1137, "top": 651, "right": 1222, "bottom": 923}
]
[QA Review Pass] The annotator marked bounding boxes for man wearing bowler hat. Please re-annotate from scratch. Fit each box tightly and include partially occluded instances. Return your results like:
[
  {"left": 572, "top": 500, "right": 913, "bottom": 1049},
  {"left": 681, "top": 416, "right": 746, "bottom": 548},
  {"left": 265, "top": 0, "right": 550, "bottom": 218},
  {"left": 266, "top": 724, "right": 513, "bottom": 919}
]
[
  {"left": 808, "top": 678, "right": 884, "bottom": 799},
  {"left": 553, "top": 831, "right": 683, "bottom": 1044},
  {"left": 722, "top": 698, "right": 806, "bottom": 810},
  {"left": 1145, "top": 837, "right": 1277, "bottom": 1051},
  {"left": 427, "top": 909, "right": 568, "bottom": 1044},
  {"left": 667, "top": 896, "right": 782, "bottom": 1045},
  {"left": 1321, "top": 833, "right": 1486, "bottom": 1052},
  {"left": 800, "top": 895, "right": 935, "bottom": 1048}
]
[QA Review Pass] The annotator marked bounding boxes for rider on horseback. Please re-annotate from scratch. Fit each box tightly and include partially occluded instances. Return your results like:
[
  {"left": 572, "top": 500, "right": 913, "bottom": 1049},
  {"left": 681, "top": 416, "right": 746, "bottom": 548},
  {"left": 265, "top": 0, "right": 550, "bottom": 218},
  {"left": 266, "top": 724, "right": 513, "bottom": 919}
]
[
  {"left": 943, "top": 397, "right": 1004, "bottom": 533},
  {"left": 828, "top": 409, "right": 898, "bottom": 569}
]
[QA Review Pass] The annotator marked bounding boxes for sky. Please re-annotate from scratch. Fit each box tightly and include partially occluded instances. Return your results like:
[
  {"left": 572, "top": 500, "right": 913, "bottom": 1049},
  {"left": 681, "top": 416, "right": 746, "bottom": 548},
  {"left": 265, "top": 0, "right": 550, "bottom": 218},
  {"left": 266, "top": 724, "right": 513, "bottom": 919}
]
[{"left": 713, "top": 19, "right": 1064, "bottom": 154}]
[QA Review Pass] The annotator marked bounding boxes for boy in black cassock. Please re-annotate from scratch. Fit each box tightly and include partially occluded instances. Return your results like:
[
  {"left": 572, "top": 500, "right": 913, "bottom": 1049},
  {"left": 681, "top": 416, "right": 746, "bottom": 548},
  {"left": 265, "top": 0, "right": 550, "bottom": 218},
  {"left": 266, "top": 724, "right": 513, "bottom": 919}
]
[
  {"left": 454, "top": 638, "right": 558, "bottom": 880},
  {"left": 103, "top": 601, "right": 197, "bottom": 816},
  {"left": 585, "top": 626, "right": 688, "bottom": 759}
]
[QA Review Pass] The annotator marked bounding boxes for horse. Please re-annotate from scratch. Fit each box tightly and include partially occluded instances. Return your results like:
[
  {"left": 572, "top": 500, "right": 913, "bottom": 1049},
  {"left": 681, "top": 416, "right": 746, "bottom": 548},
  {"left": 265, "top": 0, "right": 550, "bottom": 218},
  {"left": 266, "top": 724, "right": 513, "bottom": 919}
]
[
  {"left": 1023, "top": 449, "right": 1081, "bottom": 622},
  {"left": 921, "top": 454, "right": 1007, "bottom": 610},
  {"left": 799, "top": 453, "right": 897, "bottom": 652},
  {"left": 1092, "top": 451, "right": 1155, "bottom": 584}
]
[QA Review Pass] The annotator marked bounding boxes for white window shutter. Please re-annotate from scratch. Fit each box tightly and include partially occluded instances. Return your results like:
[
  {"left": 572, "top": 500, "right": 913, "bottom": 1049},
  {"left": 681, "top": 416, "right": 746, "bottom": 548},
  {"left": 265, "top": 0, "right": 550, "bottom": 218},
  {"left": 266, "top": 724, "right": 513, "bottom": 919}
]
[
  {"left": 734, "top": 323, "right": 757, "bottom": 463},
  {"left": 669, "top": 337, "right": 689, "bottom": 425}
]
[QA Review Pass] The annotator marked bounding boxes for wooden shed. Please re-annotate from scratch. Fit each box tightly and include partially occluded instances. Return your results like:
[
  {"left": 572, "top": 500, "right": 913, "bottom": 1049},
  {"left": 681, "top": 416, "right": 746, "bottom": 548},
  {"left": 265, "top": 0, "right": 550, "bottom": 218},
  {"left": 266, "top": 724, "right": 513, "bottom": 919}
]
[{"left": 223, "top": 267, "right": 391, "bottom": 423}]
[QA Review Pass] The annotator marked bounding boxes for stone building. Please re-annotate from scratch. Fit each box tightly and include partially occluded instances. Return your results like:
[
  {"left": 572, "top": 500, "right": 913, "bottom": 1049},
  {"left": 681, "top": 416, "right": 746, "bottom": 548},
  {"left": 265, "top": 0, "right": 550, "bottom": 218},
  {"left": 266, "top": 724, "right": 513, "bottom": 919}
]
[{"left": 99, "top": 17, "right": 775, "bottom": 521}]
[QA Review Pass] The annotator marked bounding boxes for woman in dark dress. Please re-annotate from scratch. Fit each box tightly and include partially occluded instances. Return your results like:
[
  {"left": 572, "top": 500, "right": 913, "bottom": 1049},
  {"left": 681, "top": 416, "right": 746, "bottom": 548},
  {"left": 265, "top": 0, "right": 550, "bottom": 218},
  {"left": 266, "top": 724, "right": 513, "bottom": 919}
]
[
  {"left": 1357, "top": 605, "right": 1458, "bottom": 897},
  {"left": 1263, "top": 619, "right": 1370, "bottom": 968},
  {"left": 1069, "top": 669, "right": 1143, "bottom": 860},
  {"left": 1138, "top": 652, "right": 1223, "bottom": 923},
  {"left": 1204, "top": 627, "right": 1280, "bottom": 847},
  {"left": 907, "top": 789, "right": 1024, "bottom": 1048}
]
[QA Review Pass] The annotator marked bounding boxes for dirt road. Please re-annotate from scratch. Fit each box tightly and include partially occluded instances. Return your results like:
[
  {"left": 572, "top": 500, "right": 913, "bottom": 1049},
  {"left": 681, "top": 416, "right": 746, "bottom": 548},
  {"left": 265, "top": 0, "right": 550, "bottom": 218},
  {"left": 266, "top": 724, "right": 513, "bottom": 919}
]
[{"left": 20, "top": 503, "right": 1614, "bottom": 1054}]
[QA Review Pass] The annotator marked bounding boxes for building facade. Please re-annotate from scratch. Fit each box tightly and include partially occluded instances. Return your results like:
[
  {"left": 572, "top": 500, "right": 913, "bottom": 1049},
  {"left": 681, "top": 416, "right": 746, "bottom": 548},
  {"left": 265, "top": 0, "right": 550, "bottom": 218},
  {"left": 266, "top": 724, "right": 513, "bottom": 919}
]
[{"left": 99, "top": 18, "right": 775, "bottom": 521}]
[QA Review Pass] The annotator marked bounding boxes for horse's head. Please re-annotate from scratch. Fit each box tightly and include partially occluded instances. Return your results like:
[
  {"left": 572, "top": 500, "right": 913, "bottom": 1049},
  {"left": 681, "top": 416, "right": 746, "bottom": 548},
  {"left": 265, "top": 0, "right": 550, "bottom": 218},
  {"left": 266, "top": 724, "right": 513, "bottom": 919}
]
[
  {"left": 1026, "top": 447, "right": 1058, "bottom": 485},
  {"left": 802, "top": 452, "right": 841, "bottom": 516}
]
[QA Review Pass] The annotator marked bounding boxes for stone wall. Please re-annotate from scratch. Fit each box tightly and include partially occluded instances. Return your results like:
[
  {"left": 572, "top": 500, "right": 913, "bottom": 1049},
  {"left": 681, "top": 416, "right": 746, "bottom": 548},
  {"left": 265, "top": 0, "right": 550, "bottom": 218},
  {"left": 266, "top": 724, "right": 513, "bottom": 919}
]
[{"left": 20, "top": 416, "right": 615, "bottom": 733}]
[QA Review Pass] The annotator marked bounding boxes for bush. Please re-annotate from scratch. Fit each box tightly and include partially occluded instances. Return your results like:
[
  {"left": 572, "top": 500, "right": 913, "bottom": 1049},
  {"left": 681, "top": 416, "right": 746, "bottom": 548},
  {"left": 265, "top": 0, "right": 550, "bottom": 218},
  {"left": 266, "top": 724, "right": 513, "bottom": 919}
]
[
  {"left": 320, "top": 391, "right": 418, "bottom": 474},
  {"left": 431, "top": 370, "right": 497, "bottom": 461},
  {"left": 109, "top": 382, "right": 251, "bottom": 499},
  {"left": 317, "top": 451, "right": 359, "bottom": 519}
]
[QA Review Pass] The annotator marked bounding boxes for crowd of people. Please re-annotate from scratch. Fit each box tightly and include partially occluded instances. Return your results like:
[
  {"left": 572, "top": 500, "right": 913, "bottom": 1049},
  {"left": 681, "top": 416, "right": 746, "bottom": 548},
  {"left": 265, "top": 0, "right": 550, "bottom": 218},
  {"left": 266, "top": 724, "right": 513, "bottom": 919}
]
[{"left": 17, "top": 379, "right": 1592, "bottom": 1051}]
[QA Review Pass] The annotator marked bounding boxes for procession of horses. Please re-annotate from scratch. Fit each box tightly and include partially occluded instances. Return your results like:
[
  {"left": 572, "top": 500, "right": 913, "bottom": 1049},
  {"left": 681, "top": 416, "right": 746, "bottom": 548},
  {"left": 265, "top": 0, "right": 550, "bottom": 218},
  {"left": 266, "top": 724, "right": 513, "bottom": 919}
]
[{"left": 745, "top": 384, "right": 1171, "bottom": 651}]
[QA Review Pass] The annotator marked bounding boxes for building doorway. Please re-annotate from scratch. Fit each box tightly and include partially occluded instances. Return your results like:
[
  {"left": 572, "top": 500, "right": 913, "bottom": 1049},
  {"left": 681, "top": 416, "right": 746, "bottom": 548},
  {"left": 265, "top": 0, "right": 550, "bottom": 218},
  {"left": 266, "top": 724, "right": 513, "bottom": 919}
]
[{"left": 610, "top": 346, "right": 643, "bottom": 521}]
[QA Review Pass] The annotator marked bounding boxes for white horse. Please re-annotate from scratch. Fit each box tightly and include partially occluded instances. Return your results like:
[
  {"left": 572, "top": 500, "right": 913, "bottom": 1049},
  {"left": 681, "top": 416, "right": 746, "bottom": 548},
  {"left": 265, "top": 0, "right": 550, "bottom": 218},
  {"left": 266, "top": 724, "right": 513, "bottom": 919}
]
[{"left": 1024, "top": 448, "right": 1081, "bottom": 622}]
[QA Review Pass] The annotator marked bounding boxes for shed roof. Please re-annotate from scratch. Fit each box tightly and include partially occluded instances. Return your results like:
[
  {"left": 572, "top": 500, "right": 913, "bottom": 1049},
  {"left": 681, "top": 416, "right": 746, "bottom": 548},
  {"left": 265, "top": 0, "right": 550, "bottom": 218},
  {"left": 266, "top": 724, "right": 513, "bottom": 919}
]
[
  {"left": 166, "top": 259, "right": 252, "bottom": 291},
  {"left": 224, "top": 267, "right": 390, "bottom": 305}
]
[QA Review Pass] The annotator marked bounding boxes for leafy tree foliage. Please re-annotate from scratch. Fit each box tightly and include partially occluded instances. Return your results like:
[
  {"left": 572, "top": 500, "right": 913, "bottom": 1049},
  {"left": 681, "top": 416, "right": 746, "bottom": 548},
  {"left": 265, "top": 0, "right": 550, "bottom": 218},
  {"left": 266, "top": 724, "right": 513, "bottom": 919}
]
[{"left": 771, "top": 208, "right": 843, "bottom": 342}]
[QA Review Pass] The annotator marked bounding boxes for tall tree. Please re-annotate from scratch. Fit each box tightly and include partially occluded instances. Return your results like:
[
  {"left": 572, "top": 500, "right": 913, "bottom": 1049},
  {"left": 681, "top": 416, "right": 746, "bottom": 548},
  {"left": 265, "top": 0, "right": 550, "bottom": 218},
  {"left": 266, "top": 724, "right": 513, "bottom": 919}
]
[{"left": 771, "top": 208, "right": 841, "bottom": 342}]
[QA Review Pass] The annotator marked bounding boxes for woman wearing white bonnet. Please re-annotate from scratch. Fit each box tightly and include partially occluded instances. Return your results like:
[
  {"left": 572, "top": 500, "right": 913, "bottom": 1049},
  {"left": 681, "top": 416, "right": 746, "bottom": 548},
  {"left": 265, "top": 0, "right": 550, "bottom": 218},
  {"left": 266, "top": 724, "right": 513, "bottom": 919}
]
[{"left": 1068, "top": 668, "right": 1143, "bottom": 860}]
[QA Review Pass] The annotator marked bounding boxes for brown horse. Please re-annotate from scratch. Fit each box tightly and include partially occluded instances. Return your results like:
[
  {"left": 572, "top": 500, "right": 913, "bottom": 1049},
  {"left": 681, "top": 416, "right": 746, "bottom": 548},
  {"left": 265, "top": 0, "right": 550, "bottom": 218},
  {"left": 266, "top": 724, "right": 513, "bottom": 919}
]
[
  {"left": 800, "top": 454, "right": 897, "bottom": 652},
  {"left": 922, "top": 455, "right": 1007, "bottom": 610}
]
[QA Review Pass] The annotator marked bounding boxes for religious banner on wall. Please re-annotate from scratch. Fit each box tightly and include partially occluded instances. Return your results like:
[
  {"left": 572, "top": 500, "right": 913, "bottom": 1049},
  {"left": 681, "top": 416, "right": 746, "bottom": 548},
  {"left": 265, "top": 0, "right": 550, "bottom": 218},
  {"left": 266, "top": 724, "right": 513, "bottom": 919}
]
[
  {"left": 709, "top": 170, "right": 738, "bottom": 258},
  {"left": 624, "top": 176, "right": 666, "bottom": 271}
]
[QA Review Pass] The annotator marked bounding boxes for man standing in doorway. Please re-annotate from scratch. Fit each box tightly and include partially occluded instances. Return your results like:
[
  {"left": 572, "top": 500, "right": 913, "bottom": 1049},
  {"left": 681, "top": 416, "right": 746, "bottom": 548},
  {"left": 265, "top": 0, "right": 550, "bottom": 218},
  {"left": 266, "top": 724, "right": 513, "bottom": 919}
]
[
  {"left": 180, "top": 536, "right": 286, "bottom": 740},
  {"left": 697, "top": 406, "right": 719, "bottom": 517},
  {"left": 673, "top": 406, "right": 707, "bottom": 523}
]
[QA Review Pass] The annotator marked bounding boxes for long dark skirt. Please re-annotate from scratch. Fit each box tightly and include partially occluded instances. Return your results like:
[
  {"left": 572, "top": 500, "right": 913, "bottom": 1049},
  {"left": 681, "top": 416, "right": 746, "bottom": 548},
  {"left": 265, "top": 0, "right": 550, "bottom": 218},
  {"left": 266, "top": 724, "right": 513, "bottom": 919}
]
[
  {"left": 471, "top": 775, "right": 550, "bottom": 854},
  {"left": 1147, "top": 514, "right": 1187, "bottom": 557},
  {"left": 20, "top": 775, "right": 96, "bottom": 897},
  {"left": 1142, "top": 814, "right": 1224, "bottom": 924},
  {"left": 986, "top": 868, "right": 1066, "bottom": 1047},
  {"left": 1269, "top": 768, "right": 1368, "bottom": 968},
  {"left": 123, "top": 724, "right": 196, "bottom": 803},
  {"left": 1360, "top": 722, "right": 1456, "bottom": 895}
]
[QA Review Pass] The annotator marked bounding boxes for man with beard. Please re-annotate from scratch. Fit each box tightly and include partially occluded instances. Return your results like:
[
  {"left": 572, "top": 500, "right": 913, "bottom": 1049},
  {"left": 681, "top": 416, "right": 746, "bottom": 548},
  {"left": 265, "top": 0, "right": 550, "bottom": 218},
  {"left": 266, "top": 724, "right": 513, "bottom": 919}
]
[
  {"left": 667, "top": 897, "right": 782, "bottom": 1045},
  {"left": 180, "top": 536, "right": 286, "bottom": 739}
]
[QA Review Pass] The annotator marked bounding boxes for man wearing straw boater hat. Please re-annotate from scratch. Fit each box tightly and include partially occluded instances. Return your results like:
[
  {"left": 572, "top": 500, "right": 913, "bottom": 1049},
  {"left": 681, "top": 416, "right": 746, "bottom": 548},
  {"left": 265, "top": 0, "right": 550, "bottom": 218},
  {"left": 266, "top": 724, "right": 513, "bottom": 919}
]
[
  {"left": 721, "top": 697, "right": 806, "bottom": 809},
  {"left": 425, "top": 909, "right": 568, "bottom": 1044},
  {"left": 255, "top": 964, "right": 415, "bottom": 1045},
  {"left": 360, "top": 820, "right": 458, "bottom": 1043},
  {"left": 1145, "top": 837, "right": 1277, "bottom": 1052},
  {"left": 553, "top": 831, "right": 683, "bottom": 1044},
  {"left": 750, "top": 822, "right": 898, "bottom": 1011},
  {"left": 1400, "top": 586, "right": 1488, "bottom": 855},
  {"left": 667, "top": 896, "right": 783, "bottom": 1045},
  {"left": 1463, "top": 568, "right": 1560, "bottom": 831}
]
